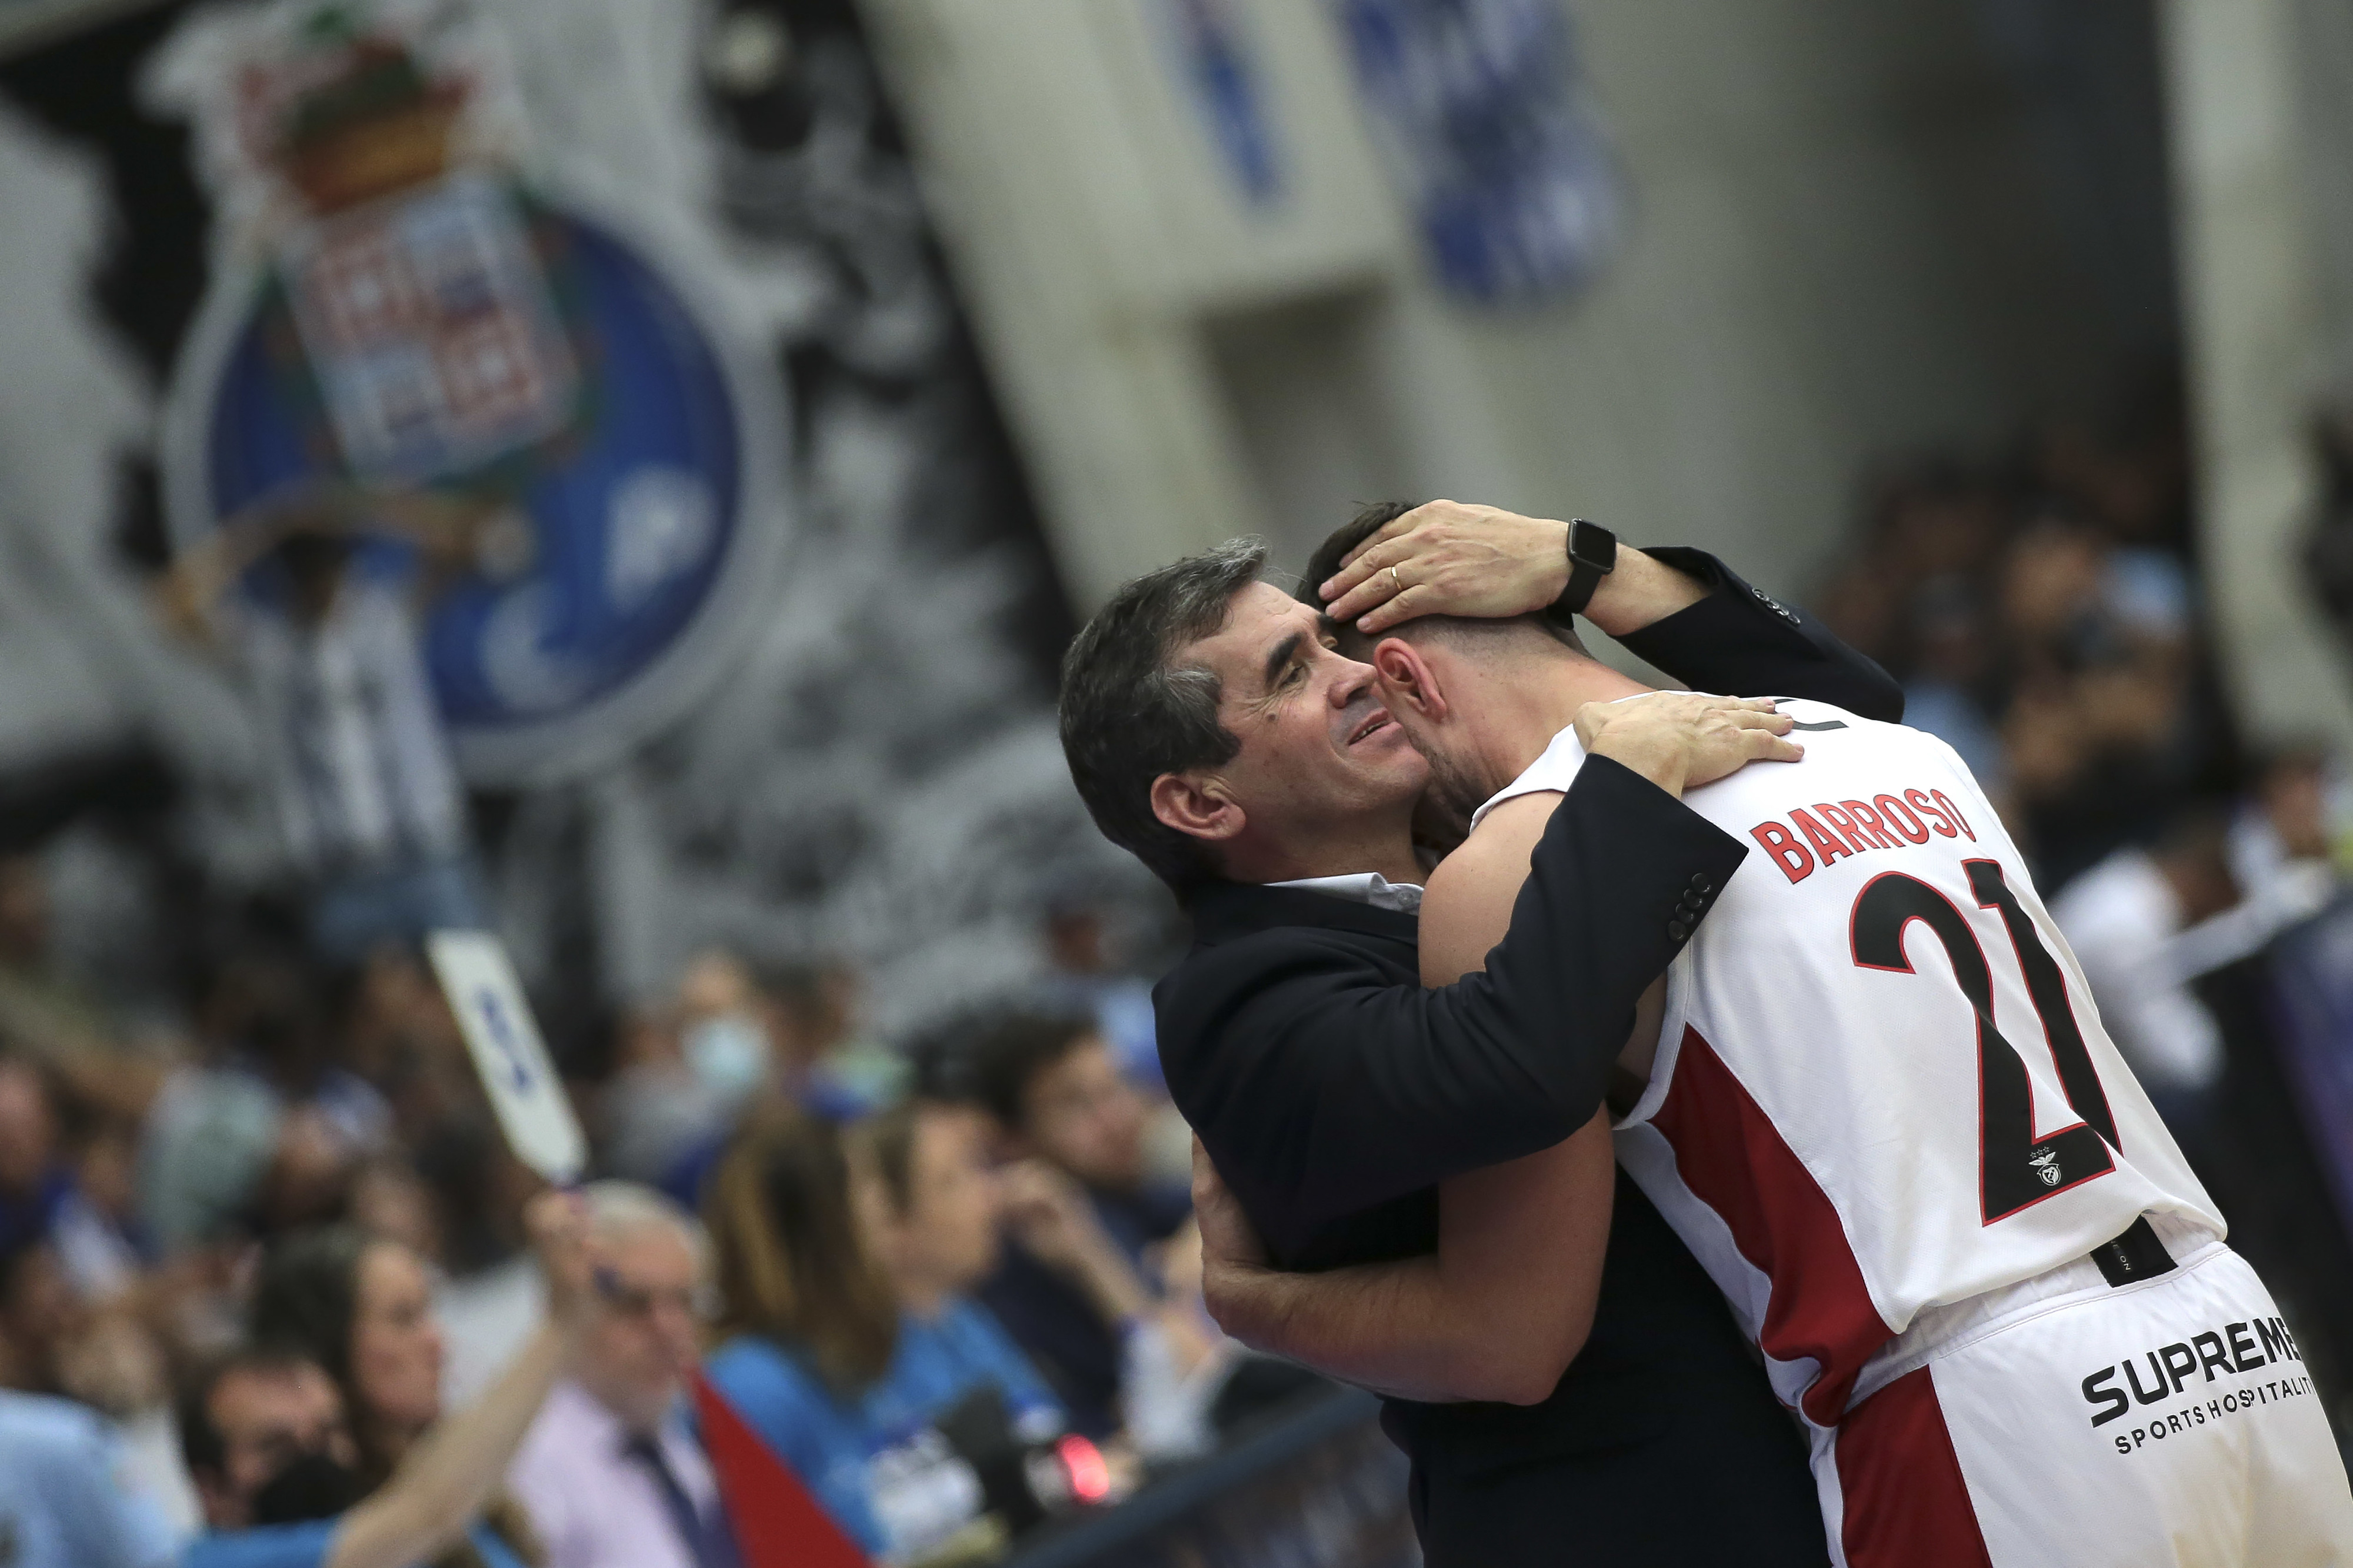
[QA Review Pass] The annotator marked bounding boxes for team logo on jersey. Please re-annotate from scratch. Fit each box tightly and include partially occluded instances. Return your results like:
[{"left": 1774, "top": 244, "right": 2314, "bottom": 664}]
[{"left": 2029, "top": 1145, "right": 2062, "bottom": 1186}]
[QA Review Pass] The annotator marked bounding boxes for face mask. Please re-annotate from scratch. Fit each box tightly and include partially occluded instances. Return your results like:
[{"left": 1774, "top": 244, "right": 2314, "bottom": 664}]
[
  {"left": 684, "top": 1013, "right": 770, "bottom": 1102},
  {"left": 252, "top": 1449, "right": 369, "bottom": 1525}
]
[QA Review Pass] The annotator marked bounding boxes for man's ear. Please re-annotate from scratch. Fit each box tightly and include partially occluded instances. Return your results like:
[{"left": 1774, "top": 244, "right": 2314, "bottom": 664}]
[
  {"left": 1150, "top": 772, "right": 1246, "bottom": 845},
  {"left": 1373, "top": 637, "right": 1448, "bottom": 721}
]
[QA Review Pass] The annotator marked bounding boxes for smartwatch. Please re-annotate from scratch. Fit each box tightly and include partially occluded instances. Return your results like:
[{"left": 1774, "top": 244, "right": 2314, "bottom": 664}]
[{"left": 1548, "top": 519, "right": 1618, "bottom": 623}]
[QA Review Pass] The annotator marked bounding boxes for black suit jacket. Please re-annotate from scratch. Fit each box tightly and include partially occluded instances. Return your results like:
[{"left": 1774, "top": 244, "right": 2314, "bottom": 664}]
[{"left": 1158, "top": 554, "right": 1894, "bottom": 1566}]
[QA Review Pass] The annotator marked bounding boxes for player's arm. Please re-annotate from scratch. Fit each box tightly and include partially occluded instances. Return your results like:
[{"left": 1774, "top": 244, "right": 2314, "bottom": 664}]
[
  {"left": 1169, "top": 706, "right": 1780, "bottom": 1229},
  {"left": 1198, "top": 798, "right": 1622, "bottom": 1404},
  {"left": 1197, "top": 1116, "right": 1610, "bottom": 1406}
]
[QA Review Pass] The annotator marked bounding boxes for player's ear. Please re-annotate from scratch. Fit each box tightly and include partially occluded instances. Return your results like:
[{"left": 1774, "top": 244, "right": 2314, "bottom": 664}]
[
  {"left": 1373, "top": 637, "right": 1448, "bottom": 721},
  {"left": 1151, "top": 771, "right": 1245, "bottom": 845}
]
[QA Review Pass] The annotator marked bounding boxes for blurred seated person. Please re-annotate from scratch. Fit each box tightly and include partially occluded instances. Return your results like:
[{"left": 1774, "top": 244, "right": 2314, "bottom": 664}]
[
  {"left": 242, "top": 1213, "right": 536, "bottom": 1566},
  {"left": 0, "top": 1059, "right": 76, "bottom": 1263},
  {"left": 2052, "top": 806, "right": 2328, "bottom": 1147},
  {"left": 701, "top": 1101, "right": 1062, "bottom": 1560},
  {"left": 415, "top": 1117, "right": 545, "bottom": 1408},
  {"left": 176, "top": 1190, "right": 591, "bottom": 1568},
  {"left": 1034, "top": 895, "right": 1160, "bottom": 1091},
  {"left": 968, "top": 1015, "right": 1191, "bottom": 1439},
  {"left": 141, "top": 952, "right": 388, "bottom": 1253},
  {"left": 2229, "top": 742, "right": 2342, "bottom": 908},
  {"left": 0, "top": 855, "right": 175, "bottom": 1125},
  {"left": 0, "top": 1385, "right": 180, "bottom": 1568},
  {"left": 645, "top": 955, "right": 904, "bottom": 1206},
  {"left": 509, "top": 1183, "right": 738, "bottom": 1568}
]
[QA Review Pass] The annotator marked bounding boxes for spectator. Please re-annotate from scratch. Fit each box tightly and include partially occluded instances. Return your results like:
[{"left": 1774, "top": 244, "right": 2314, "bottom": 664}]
[
  {"left": 245, "top": 1219, "right": 537, "bottom": 1567},
  {"left": 968, "top": 1014, "right": 1192, "bottom": 1439},
  {"left": 1035, "top": 896, "right": 1161, "bottom": 1090},
  {"left": 2050, "top": 808, "right": 2328, "bottom": 1143},
  {"left": 2231, "top": 743, "right": 2343, "bottom": 908},
  {"left": 0, "top": 1386, "right": 180, "bottom": 1568},
  {"left": 178, "top": 1190, "right": 592, "bottom": 1568},
  {"left": 0, "top": 853, "right": 172, "bottom": 1127},
  {"left": 0, "top": 1058, "right": 72, "bottom": 1260},
  {"left": 700, "top": 1102, "right": 1062, "bottom": 1560},
  {"left": 415, "top": 1117, "right": 545, "bottom": 1408},
  {"left": 140, "top": 952, "right": 388, "bottom": 1253},
  {"left": 508, "top": 1183, "right": 738, "bottom": 1568}
]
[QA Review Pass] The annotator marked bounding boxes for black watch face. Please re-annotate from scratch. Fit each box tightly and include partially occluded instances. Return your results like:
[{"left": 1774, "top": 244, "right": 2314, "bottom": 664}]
[{"left": 1571, "top": 522, "right": 1615, "bottom": 571}]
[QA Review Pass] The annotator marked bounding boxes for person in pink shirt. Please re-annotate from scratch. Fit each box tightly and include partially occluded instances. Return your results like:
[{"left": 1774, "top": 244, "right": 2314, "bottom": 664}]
[{"left": 508, "top": 1183, "right": 738, "bottom": 1568}]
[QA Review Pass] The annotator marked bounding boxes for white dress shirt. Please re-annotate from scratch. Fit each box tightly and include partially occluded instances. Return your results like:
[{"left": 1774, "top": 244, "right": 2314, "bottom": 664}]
[
  {"left": 508, "top": 1379, "right": 723, "bottom": 1568},
  {"left": 1266, "top": 872, "right": 1424, "bottom": 913}
]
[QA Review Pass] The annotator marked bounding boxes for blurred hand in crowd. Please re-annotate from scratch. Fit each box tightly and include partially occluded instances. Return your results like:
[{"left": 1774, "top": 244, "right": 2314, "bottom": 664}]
[
  {"left": 1000, "top": 1161, "right": 1125, "bottom": 1283},
  {"left": 528, "top": 1190, "right": 598, "bottom": 1330}
]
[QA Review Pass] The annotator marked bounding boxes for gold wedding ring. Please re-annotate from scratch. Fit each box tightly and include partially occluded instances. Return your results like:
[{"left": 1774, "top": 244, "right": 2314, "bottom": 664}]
[{"left": 1388, "top": 566, "right": 1401, "bottom": 590}]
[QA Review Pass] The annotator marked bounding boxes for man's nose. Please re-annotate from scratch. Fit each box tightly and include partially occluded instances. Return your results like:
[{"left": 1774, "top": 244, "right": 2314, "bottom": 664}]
[{"left": 1332, "top": 658, "right": 1378, "bottom": 708}]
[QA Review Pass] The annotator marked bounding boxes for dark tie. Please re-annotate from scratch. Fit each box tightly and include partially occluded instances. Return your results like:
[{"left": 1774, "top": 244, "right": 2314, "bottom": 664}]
[{"left": 624, "top": 1430, "right": 745, "bottom": 1568}]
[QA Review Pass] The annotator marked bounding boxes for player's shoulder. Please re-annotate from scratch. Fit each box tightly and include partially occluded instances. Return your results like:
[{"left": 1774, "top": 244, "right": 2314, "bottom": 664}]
[{"left": 1428, "top": 794, "right": 1554, "bottom": 910}]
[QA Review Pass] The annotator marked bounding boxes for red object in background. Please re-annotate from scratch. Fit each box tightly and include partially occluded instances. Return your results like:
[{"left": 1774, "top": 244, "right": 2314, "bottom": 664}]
[
  {"left": 1056, "top": 1435, "right": 1111, "bottom": 1505},
  {"left": 694, "top": 1373, "right": 872, "bottom": 1568}
]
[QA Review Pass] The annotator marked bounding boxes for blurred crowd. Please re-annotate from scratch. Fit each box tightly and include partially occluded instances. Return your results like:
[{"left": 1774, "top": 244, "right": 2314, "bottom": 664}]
[{"left": 0, "top": 822, "right": 1328, "bottom": 1567}]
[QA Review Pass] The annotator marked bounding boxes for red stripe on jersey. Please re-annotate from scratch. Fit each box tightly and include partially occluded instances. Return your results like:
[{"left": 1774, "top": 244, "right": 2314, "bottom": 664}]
[
  {"left": 1834, "top": 1367, "right": 1994, "bottom": 1568},
  {"left": 1649, "top": 1025, "right": 1890, "bottom": 1427}
]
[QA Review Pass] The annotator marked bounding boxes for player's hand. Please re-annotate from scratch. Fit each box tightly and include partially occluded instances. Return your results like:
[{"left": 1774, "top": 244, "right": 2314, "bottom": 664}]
[
  {"left": 1320, "top": 502, "right": 1571, "bottom": 633},
  {"left": 524, "top": 1189, "right": 595, "bottom": 1329},
  {"left": 1190, "top": 1137, "right": 1269, "bottom": 1272},
  {"left": 1577, "top": 693, "right": 1801, "bottom": 799}
]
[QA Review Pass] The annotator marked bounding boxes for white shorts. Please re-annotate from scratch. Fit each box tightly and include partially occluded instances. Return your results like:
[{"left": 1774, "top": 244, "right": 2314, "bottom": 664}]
[{"left": 1815, "top": 1229, "right": 2353, "bottom": 1567}]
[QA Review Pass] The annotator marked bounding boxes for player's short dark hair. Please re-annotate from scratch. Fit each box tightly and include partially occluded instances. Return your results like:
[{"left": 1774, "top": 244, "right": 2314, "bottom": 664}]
[
  {"left": 969, "top": 1012, "right": 1101, "bottom": 1130},
  {"left": 1059, "top": 539, "right": 1270, "bottom": 897},
  {"left": 1304, "top": 501, "right": 1587, "bottom": 660}
]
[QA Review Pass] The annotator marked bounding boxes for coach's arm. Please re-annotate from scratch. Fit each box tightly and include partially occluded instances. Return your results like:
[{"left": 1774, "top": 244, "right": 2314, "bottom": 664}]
[
  {"left": 1162, "top": 701, "right": 1779, "bottom": 1247},
  {"left": 1195, "top": 790, "right": 1661, "bottom": 1405},
  {"left": 1322, "top": 503, "right": 1903, "bottom": 722}
]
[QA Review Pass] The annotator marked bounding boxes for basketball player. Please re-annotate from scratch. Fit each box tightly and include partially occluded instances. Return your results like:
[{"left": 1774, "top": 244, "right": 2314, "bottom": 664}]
[{"left": 1199, "top": 520, "right": 2353, "bottom": 1566}]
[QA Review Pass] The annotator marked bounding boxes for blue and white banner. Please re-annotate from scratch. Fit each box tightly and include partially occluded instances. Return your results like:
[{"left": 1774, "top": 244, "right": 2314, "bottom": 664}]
[
  {"left": 161, "top": 1, "right": 787, "bottom": 785},
  {"left": 1334, "top": 0, "right": 1624, "bottom": 303}
]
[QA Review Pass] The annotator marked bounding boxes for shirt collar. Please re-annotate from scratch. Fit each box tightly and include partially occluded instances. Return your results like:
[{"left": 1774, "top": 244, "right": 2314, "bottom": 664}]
[{"left": 1265, "top": 872, "right": 1424, "bottom": 914}]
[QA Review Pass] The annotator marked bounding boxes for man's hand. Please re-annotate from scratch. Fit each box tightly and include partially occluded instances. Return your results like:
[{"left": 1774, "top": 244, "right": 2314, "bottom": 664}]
[
  {"left": 1577, "top": 693, "right": 1801, "bottom": 799},
  {"left": 1321, "top": 502, "right": 1571, "bottom": 633},
  {"left": 1001, "top": 1160, "right": 1116, "bottom": 1275},
  {"left": 525, "top": 1189, "right": 595, "bottom": 1330},
  {"left": 1319, "top": 501, "right": 1709, "bottom": 636}
]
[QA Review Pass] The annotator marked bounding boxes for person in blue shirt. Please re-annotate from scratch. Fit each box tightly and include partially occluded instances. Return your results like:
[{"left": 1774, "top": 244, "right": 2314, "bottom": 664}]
[
  {"left": 0, "top": 1388, "right": 182, "bottom": 1568},
  {"left": 177, "top": 1192, "right": 593, "bottom": 1568},
  {"left": 702, "top": 1101, "right": 1064, "bottom": 1559}
]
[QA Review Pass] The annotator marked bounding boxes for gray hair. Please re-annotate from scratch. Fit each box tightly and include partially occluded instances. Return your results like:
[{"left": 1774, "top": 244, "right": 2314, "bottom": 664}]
[
  {"left": 1058, "top": 539, "right": 1271, "bottom": 896},
  {"left": 578, "top": 1180, "right": 709, "bottom": 1281}
]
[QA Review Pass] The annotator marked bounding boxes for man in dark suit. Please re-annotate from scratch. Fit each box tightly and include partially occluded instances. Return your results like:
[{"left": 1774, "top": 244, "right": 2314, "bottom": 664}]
[{"left": 1057, "top": 502, "right": 1900, "bottom": 1565}]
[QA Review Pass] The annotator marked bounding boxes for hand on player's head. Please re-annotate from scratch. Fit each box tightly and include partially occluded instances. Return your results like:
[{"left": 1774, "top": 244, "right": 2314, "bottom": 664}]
[{"left": 1320, "top": 502, "right": 1572, "bottom": 634}]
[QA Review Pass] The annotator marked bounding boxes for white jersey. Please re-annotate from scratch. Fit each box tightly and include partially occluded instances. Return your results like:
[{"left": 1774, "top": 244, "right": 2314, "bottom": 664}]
[{"left": 1474, "top": 698, "right": 2224, "bottom": 1431}]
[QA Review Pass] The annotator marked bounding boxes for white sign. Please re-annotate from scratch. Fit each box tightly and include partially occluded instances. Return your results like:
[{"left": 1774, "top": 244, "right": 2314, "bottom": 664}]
[{"left": 426, "top": 929, "right": 586, "bottom": 1183}]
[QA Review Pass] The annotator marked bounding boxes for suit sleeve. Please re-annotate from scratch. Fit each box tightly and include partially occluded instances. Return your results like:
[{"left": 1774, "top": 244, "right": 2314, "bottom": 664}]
[
  {"left": 1618, "top": 548, "right": 1904, "bottom": 721},
  {"left": 1169, "top": 757, "right": 1747, "bottom": 1232}
]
